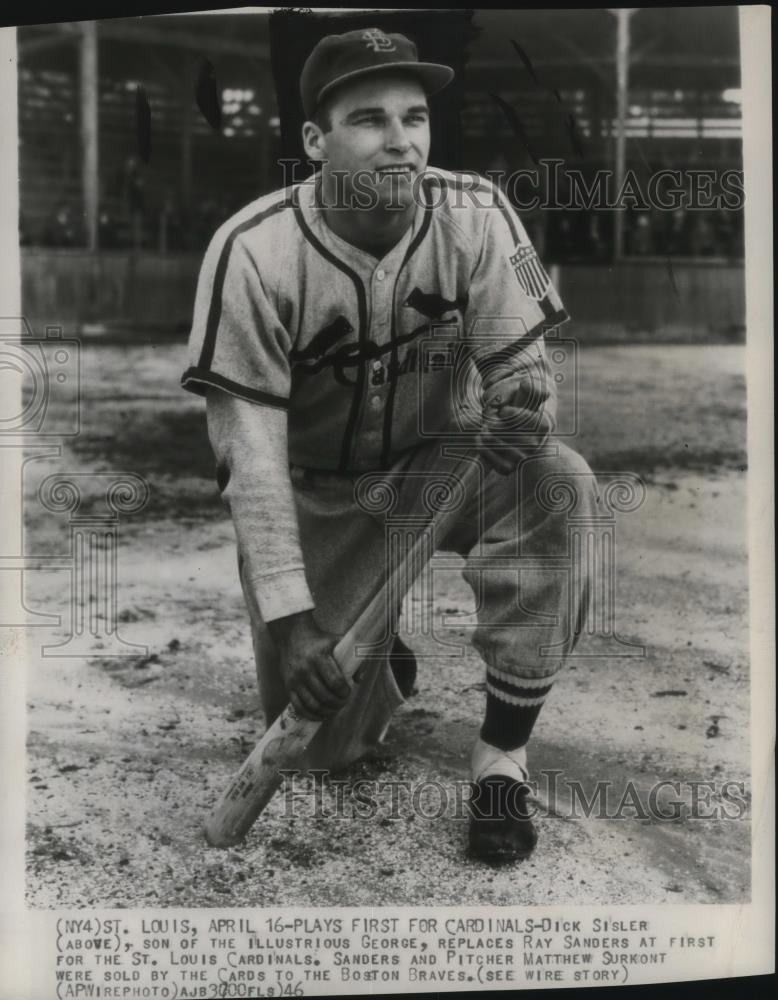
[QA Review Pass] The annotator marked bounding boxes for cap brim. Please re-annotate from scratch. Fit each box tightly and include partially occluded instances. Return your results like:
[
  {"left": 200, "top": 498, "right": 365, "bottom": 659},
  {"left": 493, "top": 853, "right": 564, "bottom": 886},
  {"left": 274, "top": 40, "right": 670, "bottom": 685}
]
[{"left": 314, "top": 61, "right": 455, "bottom": 112}]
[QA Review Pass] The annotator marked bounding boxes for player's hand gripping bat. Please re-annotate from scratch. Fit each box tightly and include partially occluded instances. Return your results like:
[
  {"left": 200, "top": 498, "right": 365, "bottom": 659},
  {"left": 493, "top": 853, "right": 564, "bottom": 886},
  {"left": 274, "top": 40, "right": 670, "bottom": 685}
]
[{"left": 204, "top": 455, "right": 482, "bottom": 847}]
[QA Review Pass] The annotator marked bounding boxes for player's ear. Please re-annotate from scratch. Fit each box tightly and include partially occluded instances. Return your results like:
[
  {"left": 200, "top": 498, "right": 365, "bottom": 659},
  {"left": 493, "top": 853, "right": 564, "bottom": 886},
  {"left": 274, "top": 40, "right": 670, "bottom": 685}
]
[{"left": 302, "top": 121, "right": 326, "bottom": 162}]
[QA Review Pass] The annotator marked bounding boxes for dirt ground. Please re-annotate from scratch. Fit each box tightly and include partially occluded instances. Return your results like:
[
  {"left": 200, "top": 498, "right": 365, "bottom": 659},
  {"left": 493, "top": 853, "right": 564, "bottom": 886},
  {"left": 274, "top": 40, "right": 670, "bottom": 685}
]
[{"left": 22, "top": 341, "right": 750, "bottom": 908}]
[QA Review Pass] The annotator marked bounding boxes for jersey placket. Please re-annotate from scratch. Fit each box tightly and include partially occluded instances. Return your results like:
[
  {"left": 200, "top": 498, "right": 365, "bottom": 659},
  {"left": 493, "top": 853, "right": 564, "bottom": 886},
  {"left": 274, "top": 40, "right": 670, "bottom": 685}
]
[
  {"left": 305, "top": 191, "right": 421, "bottom": 470},
  {"left": 360, "top": 261, "right": 393, "bottom": 458},
  {"left": 353, "top": 223, "right": 419, "bottom": 469}
]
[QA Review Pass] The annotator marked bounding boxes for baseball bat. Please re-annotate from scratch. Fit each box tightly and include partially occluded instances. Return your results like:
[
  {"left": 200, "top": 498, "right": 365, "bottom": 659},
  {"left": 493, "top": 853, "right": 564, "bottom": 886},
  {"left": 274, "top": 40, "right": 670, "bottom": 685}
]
[{"left": 204, "top": 455, "right": 481, "bottom": 847}]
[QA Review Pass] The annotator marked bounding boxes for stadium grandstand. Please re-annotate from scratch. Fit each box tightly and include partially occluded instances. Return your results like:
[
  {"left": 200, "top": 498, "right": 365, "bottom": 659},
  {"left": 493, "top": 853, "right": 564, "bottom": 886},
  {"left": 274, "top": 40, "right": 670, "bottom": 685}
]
[{"left": 16, "top": 8, "right": 744, "bottom": 339}]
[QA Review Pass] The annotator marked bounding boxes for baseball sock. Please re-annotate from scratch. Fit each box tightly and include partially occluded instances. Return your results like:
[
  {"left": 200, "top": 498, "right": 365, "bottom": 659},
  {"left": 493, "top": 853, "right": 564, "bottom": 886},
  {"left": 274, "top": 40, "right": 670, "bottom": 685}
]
[
  {"left": 480, "top": 665, "right": 554, "bottom": 753},
  {"left": 471, "top": 737, "right": 529, "bottom": 784}
]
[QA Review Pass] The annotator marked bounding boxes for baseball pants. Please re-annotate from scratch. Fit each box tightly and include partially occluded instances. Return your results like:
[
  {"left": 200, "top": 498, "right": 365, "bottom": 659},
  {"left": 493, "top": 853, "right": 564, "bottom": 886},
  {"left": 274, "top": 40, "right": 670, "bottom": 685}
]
[{"left": 239, "top": 439, "right": 598, "bottom": 773}]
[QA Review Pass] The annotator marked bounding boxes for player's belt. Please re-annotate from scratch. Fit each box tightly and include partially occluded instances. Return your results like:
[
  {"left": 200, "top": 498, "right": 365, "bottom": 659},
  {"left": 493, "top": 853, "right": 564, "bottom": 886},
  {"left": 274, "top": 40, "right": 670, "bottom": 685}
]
[{"left": 289, "top": 464, "right": 365, "bottom": 486}]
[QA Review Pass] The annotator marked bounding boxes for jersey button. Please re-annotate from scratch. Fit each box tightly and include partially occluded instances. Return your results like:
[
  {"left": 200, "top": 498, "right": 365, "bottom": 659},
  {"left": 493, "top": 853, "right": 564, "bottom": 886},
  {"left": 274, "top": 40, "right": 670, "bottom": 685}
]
[
  {"left": 375, "top": 267, "right": 386, "bottom": 281},
  {"left": 370, "top": 395, "right": 382, "bottom": 410}
]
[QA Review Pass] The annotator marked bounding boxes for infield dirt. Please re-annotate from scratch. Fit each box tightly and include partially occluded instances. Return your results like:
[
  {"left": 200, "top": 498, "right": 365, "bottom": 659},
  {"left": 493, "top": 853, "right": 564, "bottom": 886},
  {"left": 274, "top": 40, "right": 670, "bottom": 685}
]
[{"left": 22, "top": 342, "right": 750, "bottom": 907}]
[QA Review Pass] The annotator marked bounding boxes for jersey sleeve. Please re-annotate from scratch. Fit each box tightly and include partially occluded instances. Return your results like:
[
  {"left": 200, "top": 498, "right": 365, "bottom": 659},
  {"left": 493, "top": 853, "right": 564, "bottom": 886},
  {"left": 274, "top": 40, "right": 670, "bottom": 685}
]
[
  {"left": 181, "top": 230, "right": 292, "bottom": 409},
  {"left": 465, "top": 183, "right": 568, "bottom": 347},
  {"left": 463, "top": 185, "right": 568, "bottom": 434}
]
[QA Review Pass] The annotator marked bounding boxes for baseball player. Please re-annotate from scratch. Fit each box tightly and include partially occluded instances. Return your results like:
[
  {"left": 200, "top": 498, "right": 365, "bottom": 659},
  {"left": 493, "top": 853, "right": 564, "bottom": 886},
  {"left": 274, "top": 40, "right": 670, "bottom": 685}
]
[{"left": 182, "top": 28, "right": 597, "bottom": 864}]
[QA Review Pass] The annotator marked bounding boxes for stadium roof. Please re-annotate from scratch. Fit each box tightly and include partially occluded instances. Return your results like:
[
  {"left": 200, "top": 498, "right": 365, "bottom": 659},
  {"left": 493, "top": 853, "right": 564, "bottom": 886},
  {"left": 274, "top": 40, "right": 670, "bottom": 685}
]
[{"left": 20, "top": 7, "right": 740, "bottom": 90}]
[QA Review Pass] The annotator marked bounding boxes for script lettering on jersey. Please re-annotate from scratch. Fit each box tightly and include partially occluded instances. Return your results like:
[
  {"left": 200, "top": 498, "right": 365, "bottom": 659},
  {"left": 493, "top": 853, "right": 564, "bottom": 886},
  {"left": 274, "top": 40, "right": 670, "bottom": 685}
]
[{"left": 289, "top": 288, "right": 468, "bottom": 386}]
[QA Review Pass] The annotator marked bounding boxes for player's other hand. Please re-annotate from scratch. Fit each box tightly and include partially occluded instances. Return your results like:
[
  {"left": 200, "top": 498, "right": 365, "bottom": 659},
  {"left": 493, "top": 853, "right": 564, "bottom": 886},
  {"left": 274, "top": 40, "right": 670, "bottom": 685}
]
[
  {"left": 477, "top": 368, "right": 554, "bottom": 475},
  {"left": 268, "top": 610, "right": 351, "bottom": 721}
]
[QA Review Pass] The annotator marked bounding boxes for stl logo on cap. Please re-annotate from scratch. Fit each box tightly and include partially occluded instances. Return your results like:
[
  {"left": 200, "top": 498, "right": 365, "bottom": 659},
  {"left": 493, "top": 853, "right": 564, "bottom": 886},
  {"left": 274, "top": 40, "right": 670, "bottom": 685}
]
[{"left": 361, "top": 28, "right": 396, "bottom": 52}]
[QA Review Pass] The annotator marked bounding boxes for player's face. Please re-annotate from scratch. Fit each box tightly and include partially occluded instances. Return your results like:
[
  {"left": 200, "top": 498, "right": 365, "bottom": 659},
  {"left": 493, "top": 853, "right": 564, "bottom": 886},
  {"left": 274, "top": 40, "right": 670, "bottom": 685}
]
[{"left": 311, "top": 74, "right": 431, "bottom": 211}]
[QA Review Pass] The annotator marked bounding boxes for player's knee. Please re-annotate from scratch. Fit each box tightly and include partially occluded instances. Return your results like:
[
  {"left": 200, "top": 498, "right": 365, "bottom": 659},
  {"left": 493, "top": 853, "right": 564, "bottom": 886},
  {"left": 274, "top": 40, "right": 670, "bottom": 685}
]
[
  {"left": 546, "top": 441, "right": 593, "bottom": 479},
  {"left": 519, "top": 441, "right": 593, "bottom": 481},
  {"left": 519, "top": 442, "right": 598, "bottom": 514}
]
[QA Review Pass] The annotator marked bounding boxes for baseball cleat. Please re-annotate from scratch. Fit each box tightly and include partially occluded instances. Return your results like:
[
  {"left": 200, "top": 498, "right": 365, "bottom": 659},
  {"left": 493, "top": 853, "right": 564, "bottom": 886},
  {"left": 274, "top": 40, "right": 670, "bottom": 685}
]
[
  {"left": 389, "top": 635, "right": 418, "bottom": 699},
  {"left": 467, "top": 774, "right": 538, "bottom": 865}
]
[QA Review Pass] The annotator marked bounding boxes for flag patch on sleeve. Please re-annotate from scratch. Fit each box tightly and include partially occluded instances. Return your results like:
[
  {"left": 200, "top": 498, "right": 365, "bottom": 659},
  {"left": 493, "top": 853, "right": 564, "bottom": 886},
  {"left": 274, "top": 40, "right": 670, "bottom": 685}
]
[{"left": 509, "top": 245, "right": 551, "bottom": 301}]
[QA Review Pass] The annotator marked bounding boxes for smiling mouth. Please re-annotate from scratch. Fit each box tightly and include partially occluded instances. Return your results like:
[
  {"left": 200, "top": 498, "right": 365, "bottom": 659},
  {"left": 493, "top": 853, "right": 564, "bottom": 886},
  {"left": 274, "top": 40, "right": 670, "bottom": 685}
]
[{"left": 374, "top": 165, "right": 415, "bottom": 177}]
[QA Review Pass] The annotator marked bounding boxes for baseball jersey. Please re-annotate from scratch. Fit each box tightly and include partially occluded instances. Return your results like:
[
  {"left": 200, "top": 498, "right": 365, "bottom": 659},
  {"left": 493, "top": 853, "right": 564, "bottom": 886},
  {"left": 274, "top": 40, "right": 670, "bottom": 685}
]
[{"left": 182, "top": 167, "right": 568, "bottom": 474}]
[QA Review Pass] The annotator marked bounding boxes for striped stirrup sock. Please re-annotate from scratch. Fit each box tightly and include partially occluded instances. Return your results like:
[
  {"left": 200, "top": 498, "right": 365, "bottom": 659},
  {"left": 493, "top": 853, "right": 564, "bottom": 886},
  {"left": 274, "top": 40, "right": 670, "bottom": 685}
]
[{"left": 480, "top": 665, "right": 554, "bottom": 753}]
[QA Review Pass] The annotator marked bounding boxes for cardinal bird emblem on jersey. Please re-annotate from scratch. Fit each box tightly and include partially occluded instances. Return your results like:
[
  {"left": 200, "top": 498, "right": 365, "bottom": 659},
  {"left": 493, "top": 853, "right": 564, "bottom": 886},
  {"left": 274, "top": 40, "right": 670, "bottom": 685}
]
[{"left": 509, "top": 244, "right": 551, "bottom": 302}]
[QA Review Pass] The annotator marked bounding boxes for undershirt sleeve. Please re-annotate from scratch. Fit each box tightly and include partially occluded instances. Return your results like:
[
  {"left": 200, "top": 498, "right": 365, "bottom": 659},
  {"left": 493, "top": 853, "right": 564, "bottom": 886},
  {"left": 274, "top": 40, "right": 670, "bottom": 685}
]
[{"left": 205, "top": 389, "right": 315, "bottom": 624}]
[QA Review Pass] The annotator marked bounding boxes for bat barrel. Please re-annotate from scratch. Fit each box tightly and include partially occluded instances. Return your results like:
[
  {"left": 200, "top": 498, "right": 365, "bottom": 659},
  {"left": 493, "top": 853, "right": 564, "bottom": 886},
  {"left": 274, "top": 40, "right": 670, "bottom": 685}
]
[
  {"left": 204, "top": 708, "right": 322, "bottom": 847},
  {"left": 203, "top": 455, "right": 482, "bottom": 845},
  {"left": 203, "top": 766, "right": 281, "bottom": 846}
]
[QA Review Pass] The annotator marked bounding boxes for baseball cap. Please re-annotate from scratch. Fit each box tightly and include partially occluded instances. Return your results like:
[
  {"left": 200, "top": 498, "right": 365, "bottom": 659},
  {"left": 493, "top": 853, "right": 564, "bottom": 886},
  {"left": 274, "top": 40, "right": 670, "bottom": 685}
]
[{"left": 300, "top": 28, "right": 455, "bottom": 119}]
